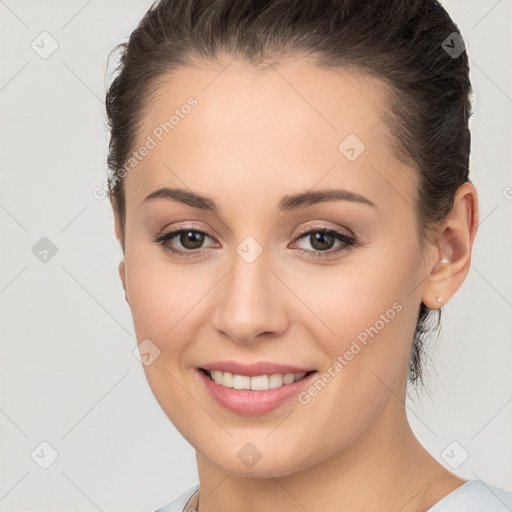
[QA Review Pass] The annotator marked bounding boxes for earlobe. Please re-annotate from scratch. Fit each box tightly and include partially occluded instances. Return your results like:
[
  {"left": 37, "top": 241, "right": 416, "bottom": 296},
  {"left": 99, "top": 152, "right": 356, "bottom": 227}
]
[{"left": 422, "top": 253, "right": 451, "bottom": 309}]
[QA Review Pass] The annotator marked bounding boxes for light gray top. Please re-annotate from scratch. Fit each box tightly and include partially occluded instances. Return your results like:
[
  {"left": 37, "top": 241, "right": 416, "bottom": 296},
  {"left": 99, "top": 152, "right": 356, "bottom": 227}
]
[{"left": 154, "top": 479, "right": 512, "bottom": 512}]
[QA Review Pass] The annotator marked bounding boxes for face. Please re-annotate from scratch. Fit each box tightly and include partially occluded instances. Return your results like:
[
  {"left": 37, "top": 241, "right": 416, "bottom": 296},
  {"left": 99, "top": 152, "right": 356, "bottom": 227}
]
[{"left": 117, "top": 59, "right": 433, "bottom": 477}]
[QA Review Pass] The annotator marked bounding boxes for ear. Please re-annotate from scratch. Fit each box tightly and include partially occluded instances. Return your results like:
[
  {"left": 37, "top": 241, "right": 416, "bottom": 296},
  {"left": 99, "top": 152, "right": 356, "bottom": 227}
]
[
  {"left": 118, "top": 260, "right": 127, "bottom": 293},
  {"left": 422, "top": 182, "right": 479, "bottom": 309},
  {"left": 112, "top": 204, "right": 128, "bottom": 303},
  {"left": 120, "top": 262, "right": 129, "bottom": 304}
]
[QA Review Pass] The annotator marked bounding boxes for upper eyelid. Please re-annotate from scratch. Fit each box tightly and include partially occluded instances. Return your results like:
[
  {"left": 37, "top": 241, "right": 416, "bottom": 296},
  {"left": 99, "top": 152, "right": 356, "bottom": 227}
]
[
  {"left": 162, "top": 219, "right": 351, "bottom": 235},
  {"left": 165, "top": 222, "right": 219, "bottom": 240},
  {"left": 294, "top": 223, "right": 352, "bottom": 238}
]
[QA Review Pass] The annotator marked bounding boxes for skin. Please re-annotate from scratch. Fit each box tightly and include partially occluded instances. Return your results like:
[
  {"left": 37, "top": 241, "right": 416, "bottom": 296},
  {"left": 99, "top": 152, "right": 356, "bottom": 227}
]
[{"left": 112, "top": 59, "right": 478, "bottom": 511}]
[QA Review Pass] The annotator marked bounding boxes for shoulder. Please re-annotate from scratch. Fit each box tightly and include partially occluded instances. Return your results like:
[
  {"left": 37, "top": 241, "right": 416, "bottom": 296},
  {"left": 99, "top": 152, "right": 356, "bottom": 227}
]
[
  {"left": 154, "top": 484, "right": 199, "bottom": 512},
  {"left": 152, "top": 480, "right": 512, "bottom": 511},
  {"left": 427, "top": 479, "right": 512, "bottom": 511}
]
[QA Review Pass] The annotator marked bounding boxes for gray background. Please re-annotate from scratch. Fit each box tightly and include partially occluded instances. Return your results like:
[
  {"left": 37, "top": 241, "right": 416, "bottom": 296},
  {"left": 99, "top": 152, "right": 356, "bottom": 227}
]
[{"left": 1, "top": 0, "right": 511, "bottom": 511}]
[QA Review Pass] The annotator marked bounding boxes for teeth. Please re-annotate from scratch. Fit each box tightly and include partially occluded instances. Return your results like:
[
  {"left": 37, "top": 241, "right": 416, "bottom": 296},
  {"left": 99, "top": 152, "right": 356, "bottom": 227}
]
[
  {"left": 250, "top": 374, "right": 269, "bottom": 391},
  {"left": 233, "top": 374, "right": 251, "bottom": 390},
  {"left": 208, "top": 370, "right": 307, "bottom": 390}
]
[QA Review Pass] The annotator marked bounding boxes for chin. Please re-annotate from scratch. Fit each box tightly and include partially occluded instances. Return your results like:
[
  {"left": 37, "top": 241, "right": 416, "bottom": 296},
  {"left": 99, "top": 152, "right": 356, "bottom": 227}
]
[{"left": 202, "top": 446, "right": 309, "bottom": 478}]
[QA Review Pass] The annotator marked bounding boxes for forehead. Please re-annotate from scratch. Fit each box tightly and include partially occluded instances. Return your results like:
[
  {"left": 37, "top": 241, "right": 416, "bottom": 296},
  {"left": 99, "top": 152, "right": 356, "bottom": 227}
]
[{"left": 125, "top": 59, "right": 416, "bottom": 214}]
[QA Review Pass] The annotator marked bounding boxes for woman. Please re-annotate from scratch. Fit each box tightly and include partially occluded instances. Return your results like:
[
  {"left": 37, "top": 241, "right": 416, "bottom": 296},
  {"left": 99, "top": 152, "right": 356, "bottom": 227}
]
[{"left": 105, "top": 0, "right": 512, "bottom": 510}]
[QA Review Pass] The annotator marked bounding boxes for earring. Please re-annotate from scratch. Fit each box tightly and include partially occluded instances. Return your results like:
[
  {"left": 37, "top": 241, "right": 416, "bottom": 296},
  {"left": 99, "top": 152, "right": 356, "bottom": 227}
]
[{"left": 436, "top": 297, "right": 442, "bottom": 303}]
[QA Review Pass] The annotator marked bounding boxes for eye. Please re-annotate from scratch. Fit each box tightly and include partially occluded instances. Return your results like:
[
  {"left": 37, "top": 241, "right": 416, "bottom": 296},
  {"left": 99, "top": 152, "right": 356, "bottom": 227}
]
[
  {"left": 151, "top": 224, "right": 358, "bottom": 259},
  {"left": 290, "top": 226, "right": 357, "bottom": 259},
  {"left": 151, "top": 227, "right": 218, "bottom": 258}
]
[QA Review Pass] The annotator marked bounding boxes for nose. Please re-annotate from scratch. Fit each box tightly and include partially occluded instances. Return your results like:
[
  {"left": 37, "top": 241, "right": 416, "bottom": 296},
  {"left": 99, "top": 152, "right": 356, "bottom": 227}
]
[{"left": 212, "top": 251, "right": 290, "bottom": 345}]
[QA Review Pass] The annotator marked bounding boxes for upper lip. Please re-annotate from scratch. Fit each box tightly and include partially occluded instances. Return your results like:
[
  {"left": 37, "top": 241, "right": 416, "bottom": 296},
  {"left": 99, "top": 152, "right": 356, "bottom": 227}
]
[{"left": 199, "top": 360, "right": 316, "bottom": 377}]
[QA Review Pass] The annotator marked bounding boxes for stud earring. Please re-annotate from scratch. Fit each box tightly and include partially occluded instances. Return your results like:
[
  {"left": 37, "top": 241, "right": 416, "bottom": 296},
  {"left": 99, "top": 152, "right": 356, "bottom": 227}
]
[{"left": 436, "top": 297, "right": 442, "bottom": 303}]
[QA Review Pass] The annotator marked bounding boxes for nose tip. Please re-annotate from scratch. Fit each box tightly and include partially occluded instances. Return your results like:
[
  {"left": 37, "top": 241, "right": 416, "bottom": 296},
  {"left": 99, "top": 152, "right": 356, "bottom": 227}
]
[{"left": 212, "top": 260, "right": 289, "bottom": 345}]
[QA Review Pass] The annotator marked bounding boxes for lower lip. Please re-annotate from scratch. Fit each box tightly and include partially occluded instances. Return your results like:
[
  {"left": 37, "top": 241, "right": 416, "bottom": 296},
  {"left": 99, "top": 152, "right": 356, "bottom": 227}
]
[{"left": 197, "top": 369, "right": 317, "bottom": 416}]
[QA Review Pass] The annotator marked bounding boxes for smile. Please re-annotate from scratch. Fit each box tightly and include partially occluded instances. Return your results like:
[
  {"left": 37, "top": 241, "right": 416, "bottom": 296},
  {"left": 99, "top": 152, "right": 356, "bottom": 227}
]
[
  {"left": 200, "top": 368, "right": 315, "bottom": 390},
  {"left": 197, "top": 367, "right": 318, "bottom": 416}
]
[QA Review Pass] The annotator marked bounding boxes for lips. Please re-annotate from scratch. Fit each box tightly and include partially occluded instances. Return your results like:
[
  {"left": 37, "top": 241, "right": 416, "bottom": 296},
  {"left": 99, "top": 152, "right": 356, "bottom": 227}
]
[
  {"left": 198, "top": 360, "right": 316, "bottom": 377},
  {"left": 197, "top": 367, "right": 318, "bottom": 415}
]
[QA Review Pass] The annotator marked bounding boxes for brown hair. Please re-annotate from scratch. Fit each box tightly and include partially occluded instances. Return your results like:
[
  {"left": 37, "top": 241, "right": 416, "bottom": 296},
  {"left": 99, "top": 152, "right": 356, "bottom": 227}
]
[{"left": 105, "top": 0, "right": 473, "bottom": 389}]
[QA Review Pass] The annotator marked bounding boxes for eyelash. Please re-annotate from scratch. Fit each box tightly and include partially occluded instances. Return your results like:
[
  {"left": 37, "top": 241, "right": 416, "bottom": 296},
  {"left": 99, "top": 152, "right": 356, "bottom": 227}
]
[{"left": 151, "top": 225, "right": 357, "bottom": 260}]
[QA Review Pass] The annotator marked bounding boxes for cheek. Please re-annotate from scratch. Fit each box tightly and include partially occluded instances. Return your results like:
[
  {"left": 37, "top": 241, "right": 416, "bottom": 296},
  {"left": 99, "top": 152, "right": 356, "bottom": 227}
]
[
  {"left": 126, "top": 242, "right": 208, "bottom": 340},
  {"left": 125, "top": 248, "right": 211, "bottom": 431},
  {"left": 125, "top": 245, "right": 220, "bottom": 401},
  {"left": 291, "top": 236, "right": 420, "bottom": 385},
  {"left": 283, "top": 250, "right": 418, "bottom": 455}
]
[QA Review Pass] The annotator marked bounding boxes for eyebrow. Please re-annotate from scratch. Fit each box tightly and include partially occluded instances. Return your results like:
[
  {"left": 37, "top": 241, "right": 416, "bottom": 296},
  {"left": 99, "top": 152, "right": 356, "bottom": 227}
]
[{"left": 142, "top": 186, "right": 377, "bottom": 212}]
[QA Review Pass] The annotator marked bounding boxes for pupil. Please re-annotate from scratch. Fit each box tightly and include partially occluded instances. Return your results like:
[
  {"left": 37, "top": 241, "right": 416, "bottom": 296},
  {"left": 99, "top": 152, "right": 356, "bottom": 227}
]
[{"left": 181, "top": 231, "right": 204, "bottom": 249}]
